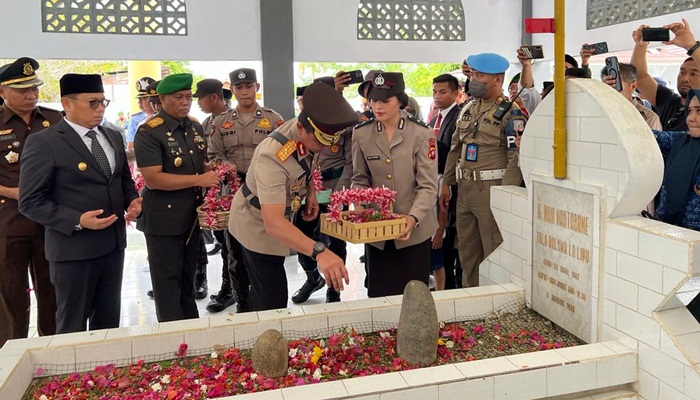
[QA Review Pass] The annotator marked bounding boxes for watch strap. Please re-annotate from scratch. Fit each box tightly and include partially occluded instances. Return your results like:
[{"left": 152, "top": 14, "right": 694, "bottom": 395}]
[{"left": 688, "top": 41, "right": 700, "bottom": 56}]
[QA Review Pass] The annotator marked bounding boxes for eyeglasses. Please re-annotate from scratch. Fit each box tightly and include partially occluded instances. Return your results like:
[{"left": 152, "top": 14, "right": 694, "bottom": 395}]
[{"left": 70, "top": 97, "right": 111, "bottom": 109}]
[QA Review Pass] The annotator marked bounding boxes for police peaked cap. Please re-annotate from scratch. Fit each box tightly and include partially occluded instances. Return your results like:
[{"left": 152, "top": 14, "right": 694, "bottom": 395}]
[
  {"left": 147, "top": 80, "right": 162, "bottom": 103},
  {"left": 230, "top": 68, "right": 257, "bottom": 85},
  {"left": 357, "top": 69, "right": 384, "bottom": 98},
  {"left": 365, "top": 72, "right": 405, "bottom": 101},
  {"left": 135, "top": 76, "right": 156, "bottom": 98},
  {"left": 303, "top": 82, "right": 358, "bottom": 138},
  {"left": 60, "top": 74, "right": 104, "bottom": 96},
  {"left": 0, "top": 57, "right": 44, "bottom": 88}
]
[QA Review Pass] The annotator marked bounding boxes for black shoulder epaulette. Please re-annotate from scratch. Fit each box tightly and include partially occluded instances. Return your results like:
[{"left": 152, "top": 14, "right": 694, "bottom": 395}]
[
  {"left": 354, "top": 118, "right": 375, "bottom": 129},
  {"left": 406, "top": 114, "right": 430, "bottom": 129}
]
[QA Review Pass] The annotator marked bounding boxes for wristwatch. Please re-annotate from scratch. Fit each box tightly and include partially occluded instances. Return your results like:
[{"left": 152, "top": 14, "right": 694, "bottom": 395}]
[
  {"left": 409, "top": 215, "right": 420, "bottom": 227},
  {"left": 688, "top": 41, "right": 700, "bottom": 56},
  {"left": 311, "top": 241, "right": 326, "bottom": 261}
]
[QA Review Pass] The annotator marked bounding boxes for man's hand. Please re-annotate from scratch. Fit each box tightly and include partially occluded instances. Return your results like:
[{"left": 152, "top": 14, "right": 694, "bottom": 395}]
[
  {"left": 517, "top": 47, "right": 531, "bottom": 66},
  {"left": 79, "top": 209, "right": 118, "bottom": 230},
  {"left": 397, "top": 215, "right": 417, "bottom": 241},
  {"left": 633, "top": 24, "right": 651, "bottom": 46},
  {"left": 439, "top": 183, "right": 451, "bottom": 211},
  {"left": 302, "top": 195, "right": 319, "bottom": 221},
  {"left": 198, "top": 171, "right": 221, "bottom": 188},
  {"left": 432, "top": 228, "right": 444, "bottom": 249},
  {"left": 126, "top": 197, "right": 142, "bottom": 221},
  {"left": 665, "top": 18, "right": 697, "bottom": 50},
  {"left": 334, "top": 71, "right": 352, "bottom": 92},
  {"left": 316, "top": 250, "right": 349, "bottom": 291},
  {"left": 580, "top": 43, "right": 594, "bottom": 66},
  {"left": 602, "top": 74, "right": 616, "bottom": 88}
]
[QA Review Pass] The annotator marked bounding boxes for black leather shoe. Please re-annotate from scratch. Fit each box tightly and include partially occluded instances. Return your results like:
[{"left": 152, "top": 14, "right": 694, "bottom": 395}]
[
  {"left": 194, "top": 273, "right": 208, "bottom": 300},
  {"left": 291, "top": 277, "right": 325, "bottom": 304},
  {"left": 326, "top": 288, "right": 341, "bottom": 303},
  {"left": 206, "top": 242, "right": 223, "bottom": 256},
  {"left": 147, "top": 289, "right": 154, "bottom": 298},
  {"left": 206, "top": 292, "right": 234, "bottom": 313}
]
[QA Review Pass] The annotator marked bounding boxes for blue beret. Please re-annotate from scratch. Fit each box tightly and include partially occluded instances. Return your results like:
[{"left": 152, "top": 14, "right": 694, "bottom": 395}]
[{"left": 466, "top": 53, "right": 510, "bottom": 74}]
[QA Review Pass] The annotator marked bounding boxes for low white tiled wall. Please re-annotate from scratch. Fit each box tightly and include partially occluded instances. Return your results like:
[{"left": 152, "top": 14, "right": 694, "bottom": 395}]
[{"left": 0, "top": 286, "right": 639, "bottom": 400}]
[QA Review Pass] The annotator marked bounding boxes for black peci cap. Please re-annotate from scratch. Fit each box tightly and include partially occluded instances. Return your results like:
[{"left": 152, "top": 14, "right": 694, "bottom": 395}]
[
  {"left": 303, "top": 82, "right": 358, "bottom": 145},
  {"left": 0, "top": 57, "right": 44, "bottom": 88},
  {"left": 365, "top": 72, "right": 405, "bottom": 101},
  {"left": 229, "top": 68, "right": 257, "bottom": 85},
  {"left": 60, "top": 74, "right": 104, "bottom": 97},
  {"left": 193, "top": 78, "right": 223, "bottom": 98}
]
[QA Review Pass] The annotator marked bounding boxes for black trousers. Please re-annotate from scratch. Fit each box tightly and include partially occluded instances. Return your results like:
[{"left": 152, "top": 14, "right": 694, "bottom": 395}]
[
  {"left": 213, "top": 229, "right": 230, "bottom": 272},
  {"left": 293, "top": 205, "right": 347, "bottom": 271},
  {"left": 50, "top": 248, "right": 124, "bottom": 333},
  {"left": 443, "top": 225, "right": 462, "bottom": 289},
  {"left": 366, "top": 239, "right": 431, "bottom": 297},
  {"left": 225, "top": 231, "right": 250, "bottom": 294},
  {"left": 0, "top": 235, "right": 56, "bottom": 345},
  {"left": 240, "top": 246, "right": 287, "bottom": 311},
  {"left": 145, "top": 228, "right": 200, "bottom": 322}
]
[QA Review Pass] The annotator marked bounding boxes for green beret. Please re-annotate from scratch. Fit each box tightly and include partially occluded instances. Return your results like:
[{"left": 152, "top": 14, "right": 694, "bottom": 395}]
[{"left": 157, "top": 73, "right": 193, "bottom": 95}]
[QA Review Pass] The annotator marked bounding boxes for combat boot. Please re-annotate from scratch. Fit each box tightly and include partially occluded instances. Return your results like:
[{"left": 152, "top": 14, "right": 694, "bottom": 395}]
[
  {"left": 206, "top": 269, "right": 234, "bottom": 313},
  {"left": 291, "top": 270, "right": 325, "bottom": 304},
  {"left": 235, "top": 287, "right": 249, "bottom": 313},
  {"left": 194, "top": 263, "right": 208, "bottom": 300}
]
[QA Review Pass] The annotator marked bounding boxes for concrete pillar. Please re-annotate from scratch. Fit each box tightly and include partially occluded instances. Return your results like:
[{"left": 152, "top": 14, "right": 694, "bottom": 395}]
[
  {"left": 259, "top": 0, "right": 294, "bottom": 119},
  {"left": 127, "top": 61, "right": 161, "bottom": 115}
]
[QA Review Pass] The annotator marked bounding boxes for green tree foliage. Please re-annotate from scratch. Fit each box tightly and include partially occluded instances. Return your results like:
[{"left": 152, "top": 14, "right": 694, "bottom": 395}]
[{"left": 297, "top": 62, "right": 461, "bottom": 98}]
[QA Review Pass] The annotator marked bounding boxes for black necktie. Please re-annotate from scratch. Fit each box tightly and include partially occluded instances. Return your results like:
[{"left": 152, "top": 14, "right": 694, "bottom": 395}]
[{"left": 86, "top": 130, "right": 112, "bottom": 178}]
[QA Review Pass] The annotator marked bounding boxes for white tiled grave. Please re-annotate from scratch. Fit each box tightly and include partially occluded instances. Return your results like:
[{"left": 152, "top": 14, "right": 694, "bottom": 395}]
[{"left": 0, "top": 285, "right": 639, "bottom": 399}]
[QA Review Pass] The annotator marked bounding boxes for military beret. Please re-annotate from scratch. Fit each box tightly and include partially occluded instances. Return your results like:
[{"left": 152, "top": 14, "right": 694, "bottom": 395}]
[
  {"left": 0, "top": 57, "right": 44, "bottom": 88},
  {"left": 467, "top": 53, "right": 510, "bottom": 74},
  {"left": 147, "top": 80, "right": 161, "bottom": 104},
  {"left": 565, "top": 54, "right": 579, "bottom": 68},
  {"left": 193, "top": 78, "right": 223, "bottom": 98},
  {"left": 222, "top": 88, "right": 232, "bottom": 100},
  {"left": 509, "top": 73, "right": 521, "bottom": 86},
  {"left": 157, "top": 73, "right": 193, "bottom": 95},
  {"left": 357, "top": 69, "right": 384, "bottom": 98},
  {"left": 135, "top": 76, "right": 155, "bottom": 98},
  {"left": 296, "top": 85, "right": 307, "bottom": 97},
  {"left": 60, "top": 74, "right": 104, "bottom": 97},
  {"left": 366, "top": 72, "right": 406, "bottom": 101},
  {"left": 303, "top": 82, "right": 358, "bottom": 145},
  {"left": 230, "top": 68, "right": 256, "bottom": 85}
]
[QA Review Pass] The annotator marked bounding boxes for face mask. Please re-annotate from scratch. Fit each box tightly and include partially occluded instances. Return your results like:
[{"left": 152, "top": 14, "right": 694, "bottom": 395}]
[{"left": 468, "top": 79, "right": 490, "bottom": 99}]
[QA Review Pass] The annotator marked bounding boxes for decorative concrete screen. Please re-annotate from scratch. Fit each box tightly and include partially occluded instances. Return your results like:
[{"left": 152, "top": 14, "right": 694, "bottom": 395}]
[
  {"left": 41, "top": 0, "right": 188, "bottom": 35},
  {"left": 587, "top": 0, "right": 700, "bottom": 29},
  {"left": 357, "top": 0, "right": 465, "bottom": 41}
]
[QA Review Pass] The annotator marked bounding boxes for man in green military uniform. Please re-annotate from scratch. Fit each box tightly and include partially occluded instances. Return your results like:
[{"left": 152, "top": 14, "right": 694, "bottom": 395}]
[
  {"left": 208, "top": 68, "right": 284, "bottom": 313},
  {"left": 228, "top": 82, "right": 358, "bottom": 311},
  {"left": 0, "top": 57, "right": 61, "bottom": 346},
  {"left": 134, "top": 73, "right": 221, "bottom": 322},
  {"left": 440, "top": 53, "right": 526, "bottom": 288}
]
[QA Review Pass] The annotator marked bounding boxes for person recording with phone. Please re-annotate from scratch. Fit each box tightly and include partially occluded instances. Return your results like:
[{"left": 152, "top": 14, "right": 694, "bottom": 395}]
[
  {"left": 600, "top": 62, "right": 662, "bottom": 130},
  {"left": 631, "top": 18, "right": 700, "bottom": 131}
]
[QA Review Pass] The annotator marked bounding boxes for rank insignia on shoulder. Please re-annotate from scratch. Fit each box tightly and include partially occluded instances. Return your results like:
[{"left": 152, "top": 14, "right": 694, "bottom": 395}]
[
  {"left": 258, "top": 118, "right": 271, "bottom": 129},
  {"left": 146, "top": 117, "right": 164, "bottom": 128},
  {"left": 355, "top": 118, "right": 374, "bottom": 129},
  {"left": 397, "top": 118, "right": 405, "bottom": 130},
  {"left": 221, "top": 121, "right": 234, "bottom": 129},
  {"left": 42, "top": 121, "right": 51, "bottom": 128},
  {"left": 210, "top": 124, "right": 216, "bottom": 136},
  {"left": 276, "top": 119, "right": 284, "bottom": 127},
  {"left": 255, "top": 109, "right": 263, "bottom": 117},
  {"left": 276, "top": 140, "right": 297, "bottom": 162}
]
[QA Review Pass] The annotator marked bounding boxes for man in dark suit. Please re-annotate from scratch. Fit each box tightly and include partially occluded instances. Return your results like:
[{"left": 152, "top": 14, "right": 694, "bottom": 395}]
[
  {"left": 19, "top": 74, "right": 141, "bottom": 333},
  {"left": 429, "top": 74, "right": 463, "bottom": 289}
]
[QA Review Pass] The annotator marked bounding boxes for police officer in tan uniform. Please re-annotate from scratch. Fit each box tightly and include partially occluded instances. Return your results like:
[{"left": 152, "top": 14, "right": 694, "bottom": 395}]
[
  {"left": 352, "top": 72, "right": 438, "bottom": 297},
  {"left": 440, "top": 53, "right": 526, "bottom": 288},
  {"left": 0, "top": 57, "right": 60, "bottom": 345},
  {"left": 290, "top": 77, "right": 355, "bottom": 304},
  {"left": 228, "top": 82, "right": 358, "bottom": 311},
  {"left": 209, "top": 68, "right": 284, "bottom": 312}
]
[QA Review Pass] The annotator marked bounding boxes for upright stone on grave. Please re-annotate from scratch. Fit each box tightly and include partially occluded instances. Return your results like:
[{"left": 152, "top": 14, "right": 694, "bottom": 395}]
[{"left": 397, "top": 280, "right": 438, "bottom": 366}]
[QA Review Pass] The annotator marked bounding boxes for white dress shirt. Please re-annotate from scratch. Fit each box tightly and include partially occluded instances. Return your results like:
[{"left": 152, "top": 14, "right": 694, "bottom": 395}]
[{"left": 65, "top": 117, "right": 116, "bottom": 173}]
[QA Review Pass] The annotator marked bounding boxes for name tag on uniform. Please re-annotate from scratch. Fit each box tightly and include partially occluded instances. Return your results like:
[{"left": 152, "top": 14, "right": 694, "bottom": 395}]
[
  {"left": 167, "top": 141, "right": 181, "bottom": 148},
  {"left": 465, "top": 143, "right": 478, "bottom": 162},
  {"left": 366, "top": 155, "right": 380, "bottom": 161},
  {"left": 0, "top": 134, "right": 17, "bottom": 141}
]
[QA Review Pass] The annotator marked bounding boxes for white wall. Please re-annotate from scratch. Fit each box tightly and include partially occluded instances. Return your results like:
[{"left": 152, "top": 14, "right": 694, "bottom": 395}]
[
  {"left": 532, "top": 2, "right": 700, "bottom": 59},
  {"left": 0, "top": 0, "right": 261, "bottom": 61},
  {"left": 293, "top": 0, "right": 524, "bottom": 63}
]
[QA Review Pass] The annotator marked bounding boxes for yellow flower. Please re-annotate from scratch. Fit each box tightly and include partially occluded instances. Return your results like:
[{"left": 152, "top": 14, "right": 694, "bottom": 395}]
[
  {"left": 437, "top": 338, "right": 445, "bottom": 346},
  {"left": 311, "top": 346, "right": 324, "bottom": 364}
]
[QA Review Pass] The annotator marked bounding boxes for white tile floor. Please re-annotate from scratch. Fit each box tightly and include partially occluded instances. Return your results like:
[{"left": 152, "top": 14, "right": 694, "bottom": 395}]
[{"left": 26, "top": 226, "right": 370, "bottom": 337}]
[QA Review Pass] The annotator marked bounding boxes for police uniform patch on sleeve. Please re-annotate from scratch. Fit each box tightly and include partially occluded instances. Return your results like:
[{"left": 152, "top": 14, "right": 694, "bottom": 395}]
[
  {"left": 276, "top": 119, "right": 284, "bottom": 127},
  {"left": 146, "top": 117, "right": 164, "bottom": 128},
  {"left": 428, "top": 138, "right": 437, "bottom": 160},
  {"left": 275, "top": 140, "right": 297, "bottom": 162}
]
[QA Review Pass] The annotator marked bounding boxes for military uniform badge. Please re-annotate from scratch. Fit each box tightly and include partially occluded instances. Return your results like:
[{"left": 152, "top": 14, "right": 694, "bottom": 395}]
[
  {"left": 174, "top": 157, "right": 183, "bottom": 167},
  {"left": 221, "top": 121, "right": 234, "bottom": 129},
  {"left": 23, "top": 63, "right": 34, "bottom": 76},
  {"left": 258, "top": 118, "right": 271, "bottom": 129},
  {"left": 4, "top": 151, "right": 19, "bottom": 164},
  {"left": 146, "top": 117, "right": 164, "bottom": 128},
  {"left": 42, "top": 120, "right": 50, "bottom": 128},
  {"left": 276, "top": 119, "right": 285, "bottom": 127},
  {"left": 330, "top": 145, "right": 339, "bottom": 154},
  {"left": 428, "top": 138, "right": 437, "bottom": 161},
  {"left": 275, "top": 140, "right": 296, "bottom": 162}
]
